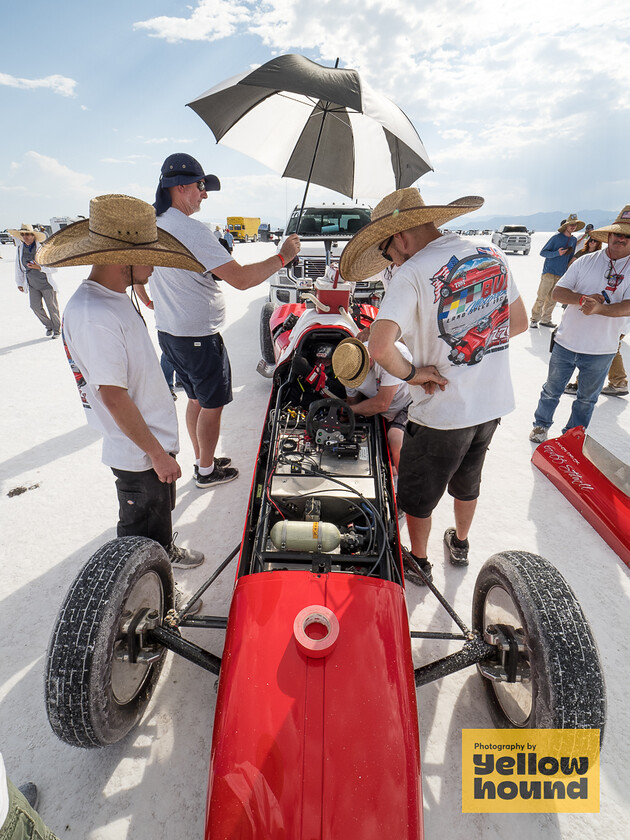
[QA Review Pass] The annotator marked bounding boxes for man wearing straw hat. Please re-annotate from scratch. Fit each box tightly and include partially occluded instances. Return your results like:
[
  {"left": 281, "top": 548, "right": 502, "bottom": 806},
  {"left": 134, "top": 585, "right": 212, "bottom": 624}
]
[
  {"left": 530, "top": 213, "right": 583, "bottom": 329},
  {"left": 10, "top": 223, "right": 61, "bottom": 338},
  {"left": 150, "top": 153, "right": 300, "bottom": 490},
  {"left": 341, "top": 187, "right": 528, "bottom": 581},
  {"left": 37, "top": 194, "right": 206, "bottom": 570},
  {"left": 529, "top": 204, "right": 630, "bottom": 443}
]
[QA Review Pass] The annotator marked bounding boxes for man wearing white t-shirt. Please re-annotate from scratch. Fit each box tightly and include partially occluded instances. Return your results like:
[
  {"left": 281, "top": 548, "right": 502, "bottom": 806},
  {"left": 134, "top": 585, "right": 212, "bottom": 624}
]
[
  {"left": 37, "top": 194, "right": 207, "bottom": 570},
  {"left": 340, "top": 187, "right": 528, "bottom": 580},
  {"left": 530, "top": 205, "right": 630, "bottom": 442},
  {"left": 150, "top": 153, "right": 300, "bottom": 489}
]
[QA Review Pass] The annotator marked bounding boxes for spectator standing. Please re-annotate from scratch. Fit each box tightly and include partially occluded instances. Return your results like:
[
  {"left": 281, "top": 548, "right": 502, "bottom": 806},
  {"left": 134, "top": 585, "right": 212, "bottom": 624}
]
[
  {"left": 530, "top": 213, "right": 583, "bottom": 329},
  {"left": 529, "top": 204, "right": 630, "bottom": 442},
  {"left": 341, "top": 187, "right": 528, "bottom": 580},
  {"left": 10, "top": 224, "right": 61, "bottom": 338},
  {"left": 575, "top": 223, "right": 595, "bottom": 251},
  {"left": 150, "top": 153, "right": 300, "bottom": 489},
  {"left": 37, "top": 194, "right": 205, "bottom": 570},
  {"left": 222, "top": 227, "right": 234, "bottom": 253}
]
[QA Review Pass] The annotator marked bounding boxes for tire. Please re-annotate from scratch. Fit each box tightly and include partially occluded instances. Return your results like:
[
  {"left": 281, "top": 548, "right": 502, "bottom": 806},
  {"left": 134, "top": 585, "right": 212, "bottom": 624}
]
[
  {"left": 259, "top": 301, "right": 276, "bottom": 365},
  {"left": 523, "top": 249, "right": 530, "bottom": 256},
  {"left": 245, "top": 235, "right": 250, "bottom": 243},
  {"left": 472, "top": 551, "right": 606, "bottom": 739},
  {"left": 45, "top": 537, "right": 174, "bottom": 748},
  {"left": 471, "top": 347, "right": 485, "bottom": 365}
]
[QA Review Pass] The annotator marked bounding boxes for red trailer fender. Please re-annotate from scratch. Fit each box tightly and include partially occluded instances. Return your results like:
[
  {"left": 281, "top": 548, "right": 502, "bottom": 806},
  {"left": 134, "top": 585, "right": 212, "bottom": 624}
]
[{"left": 531, "top": 426, "right": 630, "bottom": 568}]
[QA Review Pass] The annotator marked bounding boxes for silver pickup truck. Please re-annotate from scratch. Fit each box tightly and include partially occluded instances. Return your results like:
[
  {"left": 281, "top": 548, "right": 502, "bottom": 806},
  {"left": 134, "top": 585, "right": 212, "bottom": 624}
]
[{"left": 491, "top": 224, "right": 531, "bottom": 255}]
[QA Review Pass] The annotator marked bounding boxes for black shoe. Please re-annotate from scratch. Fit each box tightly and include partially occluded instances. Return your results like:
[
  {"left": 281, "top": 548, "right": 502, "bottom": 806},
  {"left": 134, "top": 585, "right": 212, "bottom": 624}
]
[
  {"left": 18, "top": 783, "right": 39, "bottom": 811},
  {"left": 196, "top": 464, "right": 239, "bottom": 488},
  {"left": 45, "top": 329, "right": 53, "bottom": 337},
  {"left": 51, "top": 332, "right": 60, "bottom": 339},
  {"left": 194, "top": 457, "right": 232, "bottom": 479},
  {"left": 564, "top": 382, "right": 578, "bottom": 395},
  {"left": 403, "top": 551, "right": 433, "bottom": 586},
  {"left": 443, "top": 527, "right": 469, "bottom": 566}
]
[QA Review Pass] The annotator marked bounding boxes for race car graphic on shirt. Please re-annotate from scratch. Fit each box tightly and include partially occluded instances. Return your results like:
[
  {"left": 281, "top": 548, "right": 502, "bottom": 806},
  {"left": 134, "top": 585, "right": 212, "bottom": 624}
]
[
  {"left": 62, "top": 327, "right": 91, "bottom": 409},
  {"left": 432, "top": 250, "right": 509, "bottom": 366}
]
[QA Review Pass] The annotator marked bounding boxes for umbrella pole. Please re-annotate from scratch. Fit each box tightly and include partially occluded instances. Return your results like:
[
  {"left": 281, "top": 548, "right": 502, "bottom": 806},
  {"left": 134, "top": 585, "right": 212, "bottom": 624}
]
[{"left": 296, "top": 58, "right": 340, "bottom": 240}]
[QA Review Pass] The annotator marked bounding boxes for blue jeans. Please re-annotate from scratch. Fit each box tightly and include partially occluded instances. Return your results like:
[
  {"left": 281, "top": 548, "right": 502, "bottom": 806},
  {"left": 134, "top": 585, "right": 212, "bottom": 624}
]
[{"left": 533, "top": 342, "right": 615, "bottom": 432}]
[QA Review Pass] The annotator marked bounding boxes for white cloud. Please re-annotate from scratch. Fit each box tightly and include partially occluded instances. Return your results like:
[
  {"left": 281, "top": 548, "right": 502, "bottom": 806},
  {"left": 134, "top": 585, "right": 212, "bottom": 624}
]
[
  {"left": 141, "top": 137, "right": 195, "bottom": 145},
  {"left": 133, "top": 0, "right": 252, "bottom": 43},
  {"left": 0, "top": 72, "right": 77, "bottom": 97},
  {"left": 12, "top": 152, "right": 94, "bottom": 196}
]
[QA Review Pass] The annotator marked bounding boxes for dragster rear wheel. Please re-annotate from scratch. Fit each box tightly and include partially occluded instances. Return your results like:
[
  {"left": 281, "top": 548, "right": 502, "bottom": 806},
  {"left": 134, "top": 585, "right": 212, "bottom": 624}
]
[
  {"left": 45, "top": 537, "right": 174, "bottom": 748},
  {"left": 259, "top": 301, "right": 276, "bottom": 365},
  {"left": 472, "top": 551, "right": 605, "bottom": 739}
]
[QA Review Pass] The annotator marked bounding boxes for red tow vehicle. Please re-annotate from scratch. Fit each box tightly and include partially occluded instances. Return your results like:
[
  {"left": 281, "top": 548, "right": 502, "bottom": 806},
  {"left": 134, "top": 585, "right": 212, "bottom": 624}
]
[{"left": 45, "top": 282, "right": 606, "bottom": 839}]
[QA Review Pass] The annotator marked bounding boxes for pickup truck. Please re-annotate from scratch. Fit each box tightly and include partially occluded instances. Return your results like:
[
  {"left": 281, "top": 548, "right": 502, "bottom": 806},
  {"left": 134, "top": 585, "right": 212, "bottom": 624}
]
[{"left": 491, "top": 225, "right": 531, "bottom": 255}]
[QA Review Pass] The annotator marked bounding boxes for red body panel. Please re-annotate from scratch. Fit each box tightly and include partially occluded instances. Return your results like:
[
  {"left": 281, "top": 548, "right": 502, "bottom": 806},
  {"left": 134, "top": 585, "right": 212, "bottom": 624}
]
[
  {"left": 532, "top": 427, "right": 630, "bottom": 567},
  {"left": 205, "top": 571, "right": 423, "bottom": 839}
]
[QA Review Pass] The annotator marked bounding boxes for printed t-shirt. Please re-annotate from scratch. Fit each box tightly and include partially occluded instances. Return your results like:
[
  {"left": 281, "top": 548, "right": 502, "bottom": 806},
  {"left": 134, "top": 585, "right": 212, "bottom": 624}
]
[
  {"left": 375, "top": 233, "right": 520, "bottom": 430},
  {"left": 151, "top": 207, "right": 234, "bottom": 336},
  {"left": 62, "top": 281, "right": 178, "bottom": 471},
  {"left": 555, "top": 249, "right": 630, "bottom": 354}
]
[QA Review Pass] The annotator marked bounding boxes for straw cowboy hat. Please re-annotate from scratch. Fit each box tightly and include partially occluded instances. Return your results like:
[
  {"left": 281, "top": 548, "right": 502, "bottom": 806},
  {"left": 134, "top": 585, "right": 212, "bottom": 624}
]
[
  {"left": 558, "top": 213, "right": 585, "bottom": 233},
  {"left": 37, "top": 194, "right": 204, "bottom": 271},
  {"left": 340, "top": 188, "right": 484, "bottom": 284},
  {"left": 590, "top": 205, "right": 630, "bottom": 243},
  {"left": 9, "top": 223, "right": 46, "bottom": 243},
  {"left": 332, "top": 337, "right": 371, "bottom": 389}
]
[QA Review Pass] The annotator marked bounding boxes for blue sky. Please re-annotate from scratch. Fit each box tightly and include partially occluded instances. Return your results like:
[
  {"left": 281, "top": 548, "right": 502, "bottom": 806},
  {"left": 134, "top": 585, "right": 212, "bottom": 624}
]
[{"left": 1, "top": 0, "right": 628, "bottom": 230}]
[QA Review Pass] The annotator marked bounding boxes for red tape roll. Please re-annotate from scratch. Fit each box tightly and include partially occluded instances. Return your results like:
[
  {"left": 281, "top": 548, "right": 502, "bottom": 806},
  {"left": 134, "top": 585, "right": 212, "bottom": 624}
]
[{"left": 293, "top": 605, "right": 340, "bottom": 658}]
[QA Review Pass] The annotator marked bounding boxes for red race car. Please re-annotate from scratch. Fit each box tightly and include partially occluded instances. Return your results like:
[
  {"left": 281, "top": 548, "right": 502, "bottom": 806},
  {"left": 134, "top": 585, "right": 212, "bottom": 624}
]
[{"left": 45, "top": 283, "right": 605, "bottom": 839}]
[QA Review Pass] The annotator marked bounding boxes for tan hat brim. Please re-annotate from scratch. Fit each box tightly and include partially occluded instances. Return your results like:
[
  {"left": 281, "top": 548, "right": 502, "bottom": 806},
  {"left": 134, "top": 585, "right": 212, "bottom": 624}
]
[
  {"left": 37, "top": 219, "right": 205, "bottom": 271},
  {"left": 332, "top": 337, "right": 371, "bottom": 388},
  {"left": 590, "top": 223, "right": 630, "bottom": 243},
  {"left": 559, "top": 221, "right": 585, "bottom": 233},
  {"left": 9, "top": 228, "right": 46, "bottom": 243},
  {"left": 340, "top": 196, "right": 484, "bottom": 283}
]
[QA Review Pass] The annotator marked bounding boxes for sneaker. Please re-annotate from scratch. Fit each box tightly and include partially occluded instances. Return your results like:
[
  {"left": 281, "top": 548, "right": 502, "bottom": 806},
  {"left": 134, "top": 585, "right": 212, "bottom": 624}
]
[
  {"left": 564, "top": 382, "right": 578, "bottom": 395},
  {"left": 170, "top": 388, "right": 178, "bottom": 401},
  {"left": 168, "top": 539, "right": 205, "bottom": 568},
  {"left": 196, "top": 464, "right": 239, "bottom": 488},
  {"left": 51, "top": 332, "right": 60, "bottom": 339},
  {"left": 539, "top": 321, "right": 557, "bottom": 328},
  {"left": 175, "top": 587, "right": 203, "bottom": 616},
  {"left": 443, "top": 527, "right": 469, "bottom": 566},
  {"left": 46, "top": 328, "right": 53, "bottom": 337},
  {"left": 18, "top": 783, "right": 39, "bottom": 811},
  {"left": 193, "top": 457, "right": 232, "bottom": 480},
  {"left": 529, "top": 320, "right": 538, "bottom": 329},
  {"left": 529, "top": 426, "right": 548, "bottom": 443},
  {"left": 403, "top": 552, "right": 433, "bottom": 586},
  {"left": 601, "top": 384, "right": 629, "bottom": 397}
]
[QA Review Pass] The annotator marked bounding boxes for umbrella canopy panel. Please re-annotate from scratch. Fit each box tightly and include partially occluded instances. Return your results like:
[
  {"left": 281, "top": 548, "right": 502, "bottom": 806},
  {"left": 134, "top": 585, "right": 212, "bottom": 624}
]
[{"left": 188, "top": 54, "right": 432, "bottom": 199}]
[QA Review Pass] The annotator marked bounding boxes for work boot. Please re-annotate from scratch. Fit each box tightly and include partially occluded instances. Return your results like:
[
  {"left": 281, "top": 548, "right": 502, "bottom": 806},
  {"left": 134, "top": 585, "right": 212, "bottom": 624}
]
[{"left": 529, "top": 426, "right": 548, "bottom": 443}]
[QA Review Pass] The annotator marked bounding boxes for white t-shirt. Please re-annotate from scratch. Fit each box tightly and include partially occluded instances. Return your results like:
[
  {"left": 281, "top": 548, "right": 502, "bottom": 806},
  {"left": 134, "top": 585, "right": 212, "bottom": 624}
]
[
  {"left": 0, "top": 753, "right": 8, "bottom": 828},
  {"left": 62, "top": 281, "right": 179, "bottom": 471},
  {"left": 375, "top": 233, "right": 520, "bottom": 430},
  {"left": 151, "top": 208, "right": 233, "bottom": 336},
  {"left": 346, "top": 340, "right": 412, "bottom": 422},
  {"left": 555, "top": 249, "right": 630, "bottom": 354}
]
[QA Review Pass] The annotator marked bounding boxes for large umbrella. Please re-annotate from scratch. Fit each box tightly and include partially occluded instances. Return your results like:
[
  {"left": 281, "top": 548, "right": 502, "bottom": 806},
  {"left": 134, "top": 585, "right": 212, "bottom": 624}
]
[{"left": 187, "top": 54, "right": 432, "bottom": 207}]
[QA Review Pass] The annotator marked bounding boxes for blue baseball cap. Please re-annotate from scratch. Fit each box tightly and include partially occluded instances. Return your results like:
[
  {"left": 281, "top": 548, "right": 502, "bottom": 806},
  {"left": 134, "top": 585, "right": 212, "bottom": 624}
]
[{"left": 154, "top": 153, "right": 220, "bottom": 215}]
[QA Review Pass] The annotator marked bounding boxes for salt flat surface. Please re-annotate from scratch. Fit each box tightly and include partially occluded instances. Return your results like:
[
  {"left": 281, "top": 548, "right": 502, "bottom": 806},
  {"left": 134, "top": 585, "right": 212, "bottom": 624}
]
[{"left": 1, "top": 234, "right": 628, "bottom": 838}]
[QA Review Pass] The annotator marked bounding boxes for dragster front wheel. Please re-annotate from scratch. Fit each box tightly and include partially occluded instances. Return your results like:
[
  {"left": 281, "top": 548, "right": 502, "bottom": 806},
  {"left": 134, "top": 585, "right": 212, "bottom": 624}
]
[
  {"left": 45, "top": 537, "right": 174, "bottom": 748},
  {"left": 472, "top": 551, "right": 606, "bottom": 740}
]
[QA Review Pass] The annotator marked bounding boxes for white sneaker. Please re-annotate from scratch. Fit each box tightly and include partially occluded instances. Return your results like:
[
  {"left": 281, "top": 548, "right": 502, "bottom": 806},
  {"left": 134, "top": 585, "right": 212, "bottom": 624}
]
[{"left": 529, "top": 426, "right": 548, "bottom": 443}]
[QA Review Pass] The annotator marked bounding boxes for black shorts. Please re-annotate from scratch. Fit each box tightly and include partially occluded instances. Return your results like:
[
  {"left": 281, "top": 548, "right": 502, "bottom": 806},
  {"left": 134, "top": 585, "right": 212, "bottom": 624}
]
[
  {"left": 397, "top": 419, "right": 500, "bottom": 519},
  {"left": 158, "top": 331, "right": 233, "bottom": 409}
]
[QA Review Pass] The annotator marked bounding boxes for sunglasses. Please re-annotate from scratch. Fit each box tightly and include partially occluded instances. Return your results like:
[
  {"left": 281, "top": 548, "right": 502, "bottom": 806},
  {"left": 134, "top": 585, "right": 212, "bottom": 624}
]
[
  {"left": 379, "top": 235, "right": 394, "bottom": 261},
  {"left": 610, "top": 232, "right": 630, "bottom": 242},
  {"left": 195, "top": 180, "right": 207, "bottom": 192}
]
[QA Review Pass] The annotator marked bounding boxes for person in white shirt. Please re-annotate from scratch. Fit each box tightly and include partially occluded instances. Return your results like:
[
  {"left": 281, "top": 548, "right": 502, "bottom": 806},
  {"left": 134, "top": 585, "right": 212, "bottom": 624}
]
[
  {"left": 529, "top": 205, "right": 630, "bottom": 442},
  {"left": 37, "top": 194, "right": 207, "bottom": 570},
  {"left": 340, "top": 187, "right": 527, "bottom": 580}
]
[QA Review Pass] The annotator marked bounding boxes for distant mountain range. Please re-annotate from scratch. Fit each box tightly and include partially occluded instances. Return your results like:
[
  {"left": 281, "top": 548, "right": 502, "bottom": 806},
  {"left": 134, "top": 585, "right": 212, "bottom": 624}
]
[{"left": 469, "top": 209, "right": 617, "bottom": 232}]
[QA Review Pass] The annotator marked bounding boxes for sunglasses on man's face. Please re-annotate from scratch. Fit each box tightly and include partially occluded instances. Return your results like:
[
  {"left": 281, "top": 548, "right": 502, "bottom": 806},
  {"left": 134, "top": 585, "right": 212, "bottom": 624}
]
[
  {"left": 610, "top": 232, "right": 630, "bottom": 242},
  {"left": 195, "top": 180, "right": 207, "bottom": 192},
  {"left": 379, "top": 235, "right": 394, "bottom": 261}
]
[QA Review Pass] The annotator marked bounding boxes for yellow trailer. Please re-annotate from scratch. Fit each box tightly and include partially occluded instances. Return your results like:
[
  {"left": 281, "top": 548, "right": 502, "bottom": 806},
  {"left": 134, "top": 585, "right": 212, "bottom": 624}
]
[{"left": 227, "top": 216, "right": 261, "bottom": 242}]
